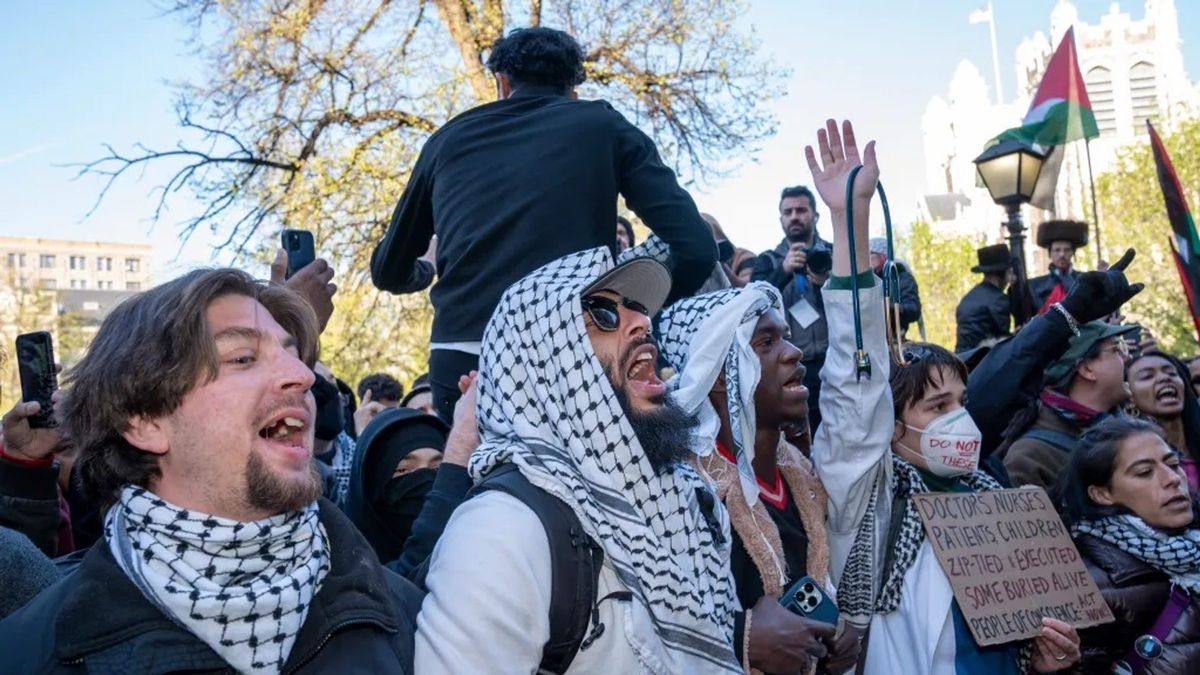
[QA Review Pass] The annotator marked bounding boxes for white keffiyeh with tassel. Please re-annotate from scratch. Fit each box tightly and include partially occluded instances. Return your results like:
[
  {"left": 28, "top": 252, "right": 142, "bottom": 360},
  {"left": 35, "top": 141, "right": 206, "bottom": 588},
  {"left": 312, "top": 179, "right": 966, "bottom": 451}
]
[{"left": 655, "top": 283, "right": 786, "bottom": 507}]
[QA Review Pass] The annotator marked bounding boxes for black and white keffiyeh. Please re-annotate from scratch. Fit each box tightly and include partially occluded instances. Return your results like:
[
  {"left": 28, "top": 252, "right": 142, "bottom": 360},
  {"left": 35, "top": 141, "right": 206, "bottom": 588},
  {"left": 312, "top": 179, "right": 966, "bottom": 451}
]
[
  {"left": 616, "top": 233, "right": 673, "bottom": 266},
  {"left": 619, "top": 234, "right": 730, "bottom": 296},
  {"left": 837, "top": 456, "right": 1002, "bottom": 628},
  {"left": 1074, "top": 515, "right": 1200, "bottom": 592},
  {"left": 105, "top": 486, "right": 329, "bottom": 674},
  {"left": 656, "top": 282, "right": 785, "bottom": 506},
  {"left": 469, "top": 247, "right": 741, "bottom": 674}
]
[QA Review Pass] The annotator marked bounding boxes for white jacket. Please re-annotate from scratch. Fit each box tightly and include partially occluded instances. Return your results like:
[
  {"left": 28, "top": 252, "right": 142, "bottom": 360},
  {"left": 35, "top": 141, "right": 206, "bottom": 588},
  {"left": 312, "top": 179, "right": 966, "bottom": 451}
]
[
  {"left": 415, "top": 490, "right": 641, "bottom": 674},
  {"left": 812, "top": 281, "right": 962, "bottom": 674}
]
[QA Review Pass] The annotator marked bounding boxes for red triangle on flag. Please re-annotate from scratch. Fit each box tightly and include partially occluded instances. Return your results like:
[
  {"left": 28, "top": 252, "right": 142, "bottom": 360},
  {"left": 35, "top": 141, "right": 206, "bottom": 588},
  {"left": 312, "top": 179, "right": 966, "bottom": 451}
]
[{"left": 1027, "top": 27, "right": 1092, "bottom": 116}]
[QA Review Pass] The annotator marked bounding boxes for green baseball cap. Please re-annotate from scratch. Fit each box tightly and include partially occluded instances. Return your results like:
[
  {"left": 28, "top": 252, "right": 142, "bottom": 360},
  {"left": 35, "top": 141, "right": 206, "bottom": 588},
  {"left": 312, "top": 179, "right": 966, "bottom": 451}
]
[{"left": 1043, "top": 321, "right": 1139, "bottom": 384}]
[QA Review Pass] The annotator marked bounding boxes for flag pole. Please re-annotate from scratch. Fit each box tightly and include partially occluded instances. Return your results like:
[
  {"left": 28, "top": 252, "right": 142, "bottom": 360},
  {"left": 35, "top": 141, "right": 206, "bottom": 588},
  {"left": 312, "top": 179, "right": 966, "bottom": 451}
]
[
  {"left": 987, "top": 2, "right": 1003, "bottom": 105},
  {"left": 1084, "top": 138, "right": 1102, "bottom": 266}
]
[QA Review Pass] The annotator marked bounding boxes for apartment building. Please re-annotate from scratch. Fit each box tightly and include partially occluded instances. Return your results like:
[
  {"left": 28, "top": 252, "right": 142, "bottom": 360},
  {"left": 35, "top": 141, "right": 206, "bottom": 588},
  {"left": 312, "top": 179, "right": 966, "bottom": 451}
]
[{"left": 0, "top": 236, "right": 153, "bottom": 292}]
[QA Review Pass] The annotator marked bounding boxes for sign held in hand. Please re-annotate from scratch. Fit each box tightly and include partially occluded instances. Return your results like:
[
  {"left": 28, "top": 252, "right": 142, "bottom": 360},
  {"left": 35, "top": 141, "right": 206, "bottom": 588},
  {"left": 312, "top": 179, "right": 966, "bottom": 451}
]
[{"left": 913, "top": 487, "right": 1113, "bottom": 646}]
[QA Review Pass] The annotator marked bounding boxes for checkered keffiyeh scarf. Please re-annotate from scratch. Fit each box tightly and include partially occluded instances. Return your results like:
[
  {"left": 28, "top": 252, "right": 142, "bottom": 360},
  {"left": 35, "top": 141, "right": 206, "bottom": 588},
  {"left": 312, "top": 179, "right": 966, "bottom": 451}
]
[
  {"left": 617, "top": 233, "right": 673, "bottom": 266},
  {"left": 105, "top": 486, "right": 329, "bottom": 674},
  {"left": 837, "top": 456, "right": 1002, "bottom": 628},
  {"left": 1074, "top": 515, "right": 1200, "bottom": 593},
  {"left": 468, "top": 247, "right": 741, "bottom": 674},
  {"left": 330, "top": 431, "right": 357, "bottom": 509},
  {"left": 656, "top": 283, "right": 785, "bottom": 506}
]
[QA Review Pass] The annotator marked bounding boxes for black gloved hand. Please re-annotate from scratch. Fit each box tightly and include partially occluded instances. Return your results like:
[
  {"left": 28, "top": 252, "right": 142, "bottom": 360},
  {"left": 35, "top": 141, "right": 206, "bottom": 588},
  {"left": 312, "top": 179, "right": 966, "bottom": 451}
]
[{"left": 1060, "top": 248, "right": 1145, "bottom": 324}]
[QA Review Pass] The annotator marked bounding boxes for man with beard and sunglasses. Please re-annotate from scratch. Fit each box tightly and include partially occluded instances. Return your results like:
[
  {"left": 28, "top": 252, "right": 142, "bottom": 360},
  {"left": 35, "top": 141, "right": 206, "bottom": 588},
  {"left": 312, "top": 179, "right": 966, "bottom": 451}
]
[
  {"left": 0, "top": 269, "right": 422, "bottom": 675},
  {"left": 416, "top": 249, "right": 742, "bottom": 674}
]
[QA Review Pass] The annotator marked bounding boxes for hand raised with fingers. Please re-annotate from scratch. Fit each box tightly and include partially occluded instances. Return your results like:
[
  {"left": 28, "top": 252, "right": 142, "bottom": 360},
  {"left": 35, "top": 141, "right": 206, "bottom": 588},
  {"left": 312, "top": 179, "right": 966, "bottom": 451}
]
[
  {"left": 1, "top": 390, "right": 65, "bottom": 462},
  {"left": 804, "top": 119, "right": 878, "bottom": 214},
  {"left": 444, "top": 371, "right": 481, "bottom": 466},
  {"left": 354, "top": 389, "right": 388, "bottom": 437},
  {"left": 1061, "top": 248, "right": 1144, "bottom": 324},
  {"left": 271, "top": 248, "right": 337, "bottom": 332}
]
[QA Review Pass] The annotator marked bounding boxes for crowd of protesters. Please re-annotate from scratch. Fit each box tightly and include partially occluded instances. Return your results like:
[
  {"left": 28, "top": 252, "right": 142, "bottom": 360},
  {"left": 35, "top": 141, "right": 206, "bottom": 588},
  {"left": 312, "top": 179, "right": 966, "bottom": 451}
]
[{"left": 3, "top": 25, "right": 1200, "bottom": 675}]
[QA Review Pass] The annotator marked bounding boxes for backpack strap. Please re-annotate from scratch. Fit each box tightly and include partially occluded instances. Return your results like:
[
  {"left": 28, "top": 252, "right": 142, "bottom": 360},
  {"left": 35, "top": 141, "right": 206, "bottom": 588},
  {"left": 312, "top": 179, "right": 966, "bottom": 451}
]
[
  {"left": 1020, "top": 428, "right": 1080, "bottom": 454},
  {"left": 1118, "top": 586, "right": 1190, "bottom": 673},
  {"left": 471, "top": 464, "right": 605, "bottom": 675}
]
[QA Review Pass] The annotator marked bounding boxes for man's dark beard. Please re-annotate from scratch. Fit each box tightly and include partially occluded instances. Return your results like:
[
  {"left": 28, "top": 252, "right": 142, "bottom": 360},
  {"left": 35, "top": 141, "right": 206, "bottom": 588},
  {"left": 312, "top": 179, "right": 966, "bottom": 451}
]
[
  {"left": 612, "top": 386, "right": 698, "bottom": 474},
  {"left": 246, "top": 450, "right": 323, "bottom": 514},
  {"left": 786, "top": 224, "right": 812, "bottom": 244}
]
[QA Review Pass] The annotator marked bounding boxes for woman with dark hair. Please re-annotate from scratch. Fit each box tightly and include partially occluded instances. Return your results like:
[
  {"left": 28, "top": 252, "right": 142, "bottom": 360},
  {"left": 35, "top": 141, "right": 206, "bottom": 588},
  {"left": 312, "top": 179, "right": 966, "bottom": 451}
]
[
  {"left": 1055, "top": 416, "right": 1200, "bottom": 673},
  {"left": 1127, "top": 351, "right": 1200, "bottom": 493}
]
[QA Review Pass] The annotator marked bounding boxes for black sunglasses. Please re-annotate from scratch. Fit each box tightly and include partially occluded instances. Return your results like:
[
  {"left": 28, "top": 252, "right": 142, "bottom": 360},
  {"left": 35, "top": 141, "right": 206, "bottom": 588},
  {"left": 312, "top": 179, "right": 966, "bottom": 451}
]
[
  {"left": 582, "top": 295, "right": 649, "bottom": 331},
  {"left": 897, "top": 343, "right": 935, "bottom": 366}
]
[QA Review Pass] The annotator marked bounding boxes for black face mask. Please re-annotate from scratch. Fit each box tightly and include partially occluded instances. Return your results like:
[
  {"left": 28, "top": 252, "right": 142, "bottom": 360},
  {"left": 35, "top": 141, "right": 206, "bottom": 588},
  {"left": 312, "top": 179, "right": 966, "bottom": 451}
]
[
  {"left": 717, "top": 239, "right": 735, "bottom": 265},
  {"left": 311, "top": 376, "right": 345, "bottom": 442},
  {"left": 376, "top": 468, "right": 437, "bottom": 543}
]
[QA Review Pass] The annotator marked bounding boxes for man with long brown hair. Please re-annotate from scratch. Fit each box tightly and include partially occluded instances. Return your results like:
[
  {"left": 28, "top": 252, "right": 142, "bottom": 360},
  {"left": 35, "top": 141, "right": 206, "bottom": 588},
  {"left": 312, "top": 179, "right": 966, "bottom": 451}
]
[{"left": 0, "top": 269, "right": 422, "bottom": 674}]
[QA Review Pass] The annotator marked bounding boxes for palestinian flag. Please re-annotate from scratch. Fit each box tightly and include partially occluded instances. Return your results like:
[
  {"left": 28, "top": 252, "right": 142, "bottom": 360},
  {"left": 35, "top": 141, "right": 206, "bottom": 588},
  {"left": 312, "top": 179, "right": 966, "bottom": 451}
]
[
  {"left": 989, "top": 27, "right": 1099, "bottom": 209},
  {"left": 1149, "top": 121, "right": 1200, "bottom": 342},
  {"left": 999, "top": 27, "right": 1099, "bottom": 146}
]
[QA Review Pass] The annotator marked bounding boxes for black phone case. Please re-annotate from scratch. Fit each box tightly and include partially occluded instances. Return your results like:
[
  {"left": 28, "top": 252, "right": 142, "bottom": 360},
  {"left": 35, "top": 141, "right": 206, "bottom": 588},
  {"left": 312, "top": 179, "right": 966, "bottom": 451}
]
[
  {"left": 282, "top": 230, "right": 315, "bottom": 278},
  {"left": 16, "top": 331, "right": 57, "bottom": 429}
]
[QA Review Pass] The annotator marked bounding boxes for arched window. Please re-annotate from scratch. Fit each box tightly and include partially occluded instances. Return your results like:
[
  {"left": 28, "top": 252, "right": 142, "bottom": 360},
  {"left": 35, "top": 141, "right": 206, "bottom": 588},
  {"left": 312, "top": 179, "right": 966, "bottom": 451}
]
[
  {"left": 1086, "top": 65, "right": 1116, "bottom": 136},
  {"left": 1129, "top": 61, "right": 1159, "bottom": 133}
]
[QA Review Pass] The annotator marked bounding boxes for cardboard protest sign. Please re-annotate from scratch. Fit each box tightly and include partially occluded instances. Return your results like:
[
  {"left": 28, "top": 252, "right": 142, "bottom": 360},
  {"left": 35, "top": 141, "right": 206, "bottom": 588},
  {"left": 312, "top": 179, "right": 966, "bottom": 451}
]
[{"left": 913, "top": 487, "right": 1113, "bottom": 646}]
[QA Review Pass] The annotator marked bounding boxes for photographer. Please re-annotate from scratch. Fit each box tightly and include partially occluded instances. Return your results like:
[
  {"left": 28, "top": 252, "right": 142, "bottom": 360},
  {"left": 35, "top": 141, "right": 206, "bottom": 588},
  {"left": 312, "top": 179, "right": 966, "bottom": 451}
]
[{"left": 751, "top": 185, "right": 834, "bottom": 429}]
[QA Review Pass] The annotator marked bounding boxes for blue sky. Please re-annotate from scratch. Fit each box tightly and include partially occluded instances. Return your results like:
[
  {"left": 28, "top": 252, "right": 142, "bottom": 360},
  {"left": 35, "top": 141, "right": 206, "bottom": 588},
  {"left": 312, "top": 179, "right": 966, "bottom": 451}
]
[{"left": 2, "top": 1, "right": 1197, "bottom": 278}]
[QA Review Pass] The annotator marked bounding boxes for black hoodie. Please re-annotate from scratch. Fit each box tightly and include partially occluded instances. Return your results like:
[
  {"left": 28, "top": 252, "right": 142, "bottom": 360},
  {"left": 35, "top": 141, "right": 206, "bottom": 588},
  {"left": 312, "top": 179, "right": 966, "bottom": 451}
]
[{"left": 346, "top": 408, "right": 472, "bottom": 575}]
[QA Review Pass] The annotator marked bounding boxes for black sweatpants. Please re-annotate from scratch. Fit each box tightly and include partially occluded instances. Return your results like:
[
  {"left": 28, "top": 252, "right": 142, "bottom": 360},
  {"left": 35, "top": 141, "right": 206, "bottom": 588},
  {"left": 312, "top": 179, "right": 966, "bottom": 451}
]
[{"left": 429, "top": 349, "right": 479, "bottom": 425}]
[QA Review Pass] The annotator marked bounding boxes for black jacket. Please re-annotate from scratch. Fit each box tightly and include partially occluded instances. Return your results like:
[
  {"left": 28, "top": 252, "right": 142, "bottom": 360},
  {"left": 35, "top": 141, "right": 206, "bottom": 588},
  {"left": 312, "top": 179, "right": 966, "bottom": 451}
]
[
  {"left": 892, "top": 261, "right": 922, "bottom": 334},
  {"left": 954, "top": 280, "right": 1011, "bottom": 352},
  {"left": 0, "top": 454, "right": 61, "bottom": 558},
  {"left": 1074, "top": 533, "right": 1200, "bottom": 674},
  {"left": 371, "top": 87, "right": 715, "bottom": 344},
  {"left": 1029, "top": 266, "right": 1080, "bottom": 312},
  {"left": 0, "top": 499, "right": 423, "bottom": 674},
  {"left": 967, "top": 307, "right": 1074, "bottom": 458},
  {"left": 751, "top": 236, "right": 832, "bottom": 361}
]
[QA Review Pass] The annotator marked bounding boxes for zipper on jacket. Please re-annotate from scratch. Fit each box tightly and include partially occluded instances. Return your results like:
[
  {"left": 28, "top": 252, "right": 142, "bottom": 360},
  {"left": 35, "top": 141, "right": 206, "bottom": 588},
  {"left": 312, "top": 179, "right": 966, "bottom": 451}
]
[{"left": 283, "top": 618, "right": 389, "bottom": 674}]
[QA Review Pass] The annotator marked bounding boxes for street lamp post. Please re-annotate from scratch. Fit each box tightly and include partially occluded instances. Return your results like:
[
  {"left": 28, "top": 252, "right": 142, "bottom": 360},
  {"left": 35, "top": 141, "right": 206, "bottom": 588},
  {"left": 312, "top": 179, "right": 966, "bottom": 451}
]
[{"left": 973, "top": 139, "right": 1047, "bottom": 325}]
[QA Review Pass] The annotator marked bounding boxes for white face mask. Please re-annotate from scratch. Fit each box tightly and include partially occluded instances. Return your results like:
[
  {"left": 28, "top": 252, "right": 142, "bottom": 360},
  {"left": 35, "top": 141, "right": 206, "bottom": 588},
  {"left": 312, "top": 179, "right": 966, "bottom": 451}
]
[{"left": 900, "top": 408, "right": 983, "bottom": 477}]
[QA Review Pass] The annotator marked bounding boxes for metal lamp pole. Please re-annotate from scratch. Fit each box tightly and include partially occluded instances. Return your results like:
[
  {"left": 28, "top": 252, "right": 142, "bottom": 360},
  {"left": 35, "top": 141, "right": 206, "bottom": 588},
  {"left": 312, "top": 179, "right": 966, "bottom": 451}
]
[{"left": 1005, "top": 202, "right": 1034, "bottom": 325}]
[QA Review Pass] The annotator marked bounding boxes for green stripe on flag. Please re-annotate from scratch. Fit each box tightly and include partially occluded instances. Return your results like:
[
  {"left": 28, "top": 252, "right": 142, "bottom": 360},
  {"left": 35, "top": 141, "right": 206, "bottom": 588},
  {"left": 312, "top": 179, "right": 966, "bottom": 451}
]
[{"left": 996, "top": 101, "right": 1099, "bottom": 146}]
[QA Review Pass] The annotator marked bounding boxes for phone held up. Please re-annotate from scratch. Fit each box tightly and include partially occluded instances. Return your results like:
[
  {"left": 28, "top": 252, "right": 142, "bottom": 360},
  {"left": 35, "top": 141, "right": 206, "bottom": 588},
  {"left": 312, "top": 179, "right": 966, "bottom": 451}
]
[
  {"left": 779, "top": 575, "right": 839, "bottom": 626},
  {"left": 16, "top": 331, "right": 58, "bottom": 429},
  {"left": 281, "top": 229, "right": 315, "bottom": 279}
]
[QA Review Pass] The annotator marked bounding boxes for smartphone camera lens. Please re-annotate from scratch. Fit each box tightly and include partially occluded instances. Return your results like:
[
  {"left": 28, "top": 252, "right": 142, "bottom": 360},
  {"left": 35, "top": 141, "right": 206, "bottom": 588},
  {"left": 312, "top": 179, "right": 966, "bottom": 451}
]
[{"left": 803, "top": 583, "right": 815, "bottom": 593}]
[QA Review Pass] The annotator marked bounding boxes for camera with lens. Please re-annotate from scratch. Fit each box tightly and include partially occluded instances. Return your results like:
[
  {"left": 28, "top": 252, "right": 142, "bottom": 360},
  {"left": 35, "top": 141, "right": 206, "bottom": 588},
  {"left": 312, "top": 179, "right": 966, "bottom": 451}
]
[{"left": 806, "top": 243, "right": 833, "bottom": 276}]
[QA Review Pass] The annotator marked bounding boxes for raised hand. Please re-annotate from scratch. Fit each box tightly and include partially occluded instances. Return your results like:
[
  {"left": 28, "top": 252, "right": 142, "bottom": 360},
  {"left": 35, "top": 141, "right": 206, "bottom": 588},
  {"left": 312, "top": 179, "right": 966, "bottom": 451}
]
[
  {"left": 1, "top": 390, "right": 66, "bottom": 462},
  {"left": 353, "top": 388, "right": 388, "bottom": 437},
  {"left": 804, "top": 119, "right": 878, "bottom": 215},
  {"left": 1060, "top": 248, "right": 1144, "bottom": 324},
  {"left": 444, "top": 371, "right": 481, "bottom": 466},
  {"left": 271, "top": 248, "right": 337, "bottom": 332}
]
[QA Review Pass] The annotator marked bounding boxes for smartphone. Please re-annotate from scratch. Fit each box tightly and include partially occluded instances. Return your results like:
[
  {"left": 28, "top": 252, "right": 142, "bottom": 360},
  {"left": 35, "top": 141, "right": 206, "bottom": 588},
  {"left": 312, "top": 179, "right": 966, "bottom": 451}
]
[
  {"left": 1125, "top": 325, "right": 1143, "bottom": 358},
  {"left": 16, "top": 331, "right": 58, "bottom": 429},
  {"left": 780, "top": 575, "right": 838, "bottom": 625},
  {"left": 281, "top": 229, "right": 315, "bottom": 279}
]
